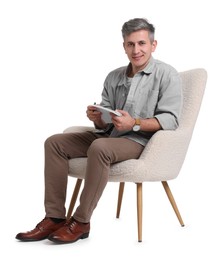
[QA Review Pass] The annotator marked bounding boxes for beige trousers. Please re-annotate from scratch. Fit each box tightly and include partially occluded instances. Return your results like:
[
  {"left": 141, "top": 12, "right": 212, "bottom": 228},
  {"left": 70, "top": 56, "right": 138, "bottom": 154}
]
[{"left": 44, "top": 131, "right": 144, "bottom": 223}]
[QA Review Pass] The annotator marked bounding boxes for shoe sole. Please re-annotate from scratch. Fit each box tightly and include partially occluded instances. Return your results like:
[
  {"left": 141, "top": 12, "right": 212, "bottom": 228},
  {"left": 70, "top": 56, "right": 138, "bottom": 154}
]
[
  {"left": 48, "top": 232, "right": 89, "bottom": 244},
  {"left": 15, "top": 236, "right": 49, "bottom": 242}
]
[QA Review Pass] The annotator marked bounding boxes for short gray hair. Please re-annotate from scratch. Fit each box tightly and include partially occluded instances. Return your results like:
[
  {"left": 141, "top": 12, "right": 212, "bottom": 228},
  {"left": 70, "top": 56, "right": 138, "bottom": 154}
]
[{"left": 121, "top": 18, "right": 155, "bottom": 43}]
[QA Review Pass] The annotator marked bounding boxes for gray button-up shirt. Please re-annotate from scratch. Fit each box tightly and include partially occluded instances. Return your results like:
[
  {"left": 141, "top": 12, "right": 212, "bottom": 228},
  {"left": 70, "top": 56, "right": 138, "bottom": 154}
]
[{"left": 98, "top": 57, "right": 183, "bottom": 146}]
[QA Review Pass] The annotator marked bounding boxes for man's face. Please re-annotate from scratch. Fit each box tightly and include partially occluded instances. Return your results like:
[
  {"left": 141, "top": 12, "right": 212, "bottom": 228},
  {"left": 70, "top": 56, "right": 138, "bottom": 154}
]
[{"left": 123, "top": 29, "right": 157, "bottom": 73}]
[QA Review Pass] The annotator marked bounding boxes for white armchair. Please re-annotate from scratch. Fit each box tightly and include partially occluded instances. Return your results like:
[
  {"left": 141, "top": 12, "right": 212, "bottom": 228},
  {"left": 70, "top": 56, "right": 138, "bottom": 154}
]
[{"left": 64, "top": 68, "right": 207, "bottom": 242}]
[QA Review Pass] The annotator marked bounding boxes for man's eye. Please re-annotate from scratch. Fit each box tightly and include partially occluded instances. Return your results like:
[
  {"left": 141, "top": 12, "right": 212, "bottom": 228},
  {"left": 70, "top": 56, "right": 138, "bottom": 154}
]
[
  {"left": 139, "top": 41, "right": 146, "bottom": 45},
  {"left": 127, "top": 43, "right": 134, "bottom": 47}
]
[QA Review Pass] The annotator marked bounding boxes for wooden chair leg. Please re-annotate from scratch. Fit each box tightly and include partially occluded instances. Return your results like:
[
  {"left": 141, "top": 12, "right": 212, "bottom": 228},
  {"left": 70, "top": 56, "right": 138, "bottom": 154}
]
[
  {"left": 66, "top": 178, "right": 83, "bottom": 220},
  {"left": 116, "top": 182, "right": 125, "bottom": 218},
  {"left": 161, "top": 181, "right": 185, "bottom": 226},
  {"left": 136, "top": 183, "right": 143, "bottom": 242}
]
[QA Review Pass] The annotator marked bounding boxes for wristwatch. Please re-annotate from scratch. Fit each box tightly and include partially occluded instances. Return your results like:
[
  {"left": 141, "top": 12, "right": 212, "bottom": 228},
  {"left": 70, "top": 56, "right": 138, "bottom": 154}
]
[{"left": 132, "top": 118, "right": 141, "bottom": 132}]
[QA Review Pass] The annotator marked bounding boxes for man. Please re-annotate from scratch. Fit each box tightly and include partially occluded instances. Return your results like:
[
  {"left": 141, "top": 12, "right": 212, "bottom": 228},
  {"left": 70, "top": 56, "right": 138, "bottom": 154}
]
[{"left": 16, "top": 18, "right": 182, "bottom": 244}]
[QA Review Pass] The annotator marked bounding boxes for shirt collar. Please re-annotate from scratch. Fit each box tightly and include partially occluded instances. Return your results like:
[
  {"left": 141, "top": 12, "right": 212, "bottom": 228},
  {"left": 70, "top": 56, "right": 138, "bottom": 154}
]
[
  {"left": 117, "top": 56, "right": 155, "bottom": 87},
  {"left": 141, "top": 56, "right": 155, "bottom": 75},
  {"left": 127, "top": 56, "right": 155, "bottom": 76}
]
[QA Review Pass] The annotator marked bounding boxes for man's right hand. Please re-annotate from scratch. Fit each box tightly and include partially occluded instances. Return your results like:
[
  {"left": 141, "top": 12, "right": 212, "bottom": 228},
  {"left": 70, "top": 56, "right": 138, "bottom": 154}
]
[
  {"left": 86, "top": 105, "right": 101, "bottom": 122},
  {"left": 86, "top": 105, "right": 108, "bottom": 129}
]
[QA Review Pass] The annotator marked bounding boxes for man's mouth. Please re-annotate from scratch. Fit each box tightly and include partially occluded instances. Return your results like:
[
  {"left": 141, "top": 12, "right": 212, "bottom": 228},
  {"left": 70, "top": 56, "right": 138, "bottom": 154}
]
[{"left": 132, "top": 55, "right": 143, "bottom": 61}]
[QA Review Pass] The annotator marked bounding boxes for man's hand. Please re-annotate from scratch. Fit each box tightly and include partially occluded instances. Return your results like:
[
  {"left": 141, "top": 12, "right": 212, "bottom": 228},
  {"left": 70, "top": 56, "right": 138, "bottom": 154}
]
[
  {"left": 112, "top": 110, "right": 162, "bottom": 132},
  {"left": 86, "top": 105, "right": 108, "bottom": 129},
  {"left": 86, "top": 105, "right": 102, "bottom": 122},
  {"left": 111, "top": 110, "right": 135, "bottom": 131}
]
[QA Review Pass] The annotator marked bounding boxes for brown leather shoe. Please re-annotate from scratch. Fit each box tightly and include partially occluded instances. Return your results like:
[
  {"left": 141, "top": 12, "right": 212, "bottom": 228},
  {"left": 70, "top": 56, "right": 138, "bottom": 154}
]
[
  {"left": 15, "top": 217, "right": 66, "bottom": 241},
  {"left": 48, "top": 217, "right": 90, "bottom": 244}
]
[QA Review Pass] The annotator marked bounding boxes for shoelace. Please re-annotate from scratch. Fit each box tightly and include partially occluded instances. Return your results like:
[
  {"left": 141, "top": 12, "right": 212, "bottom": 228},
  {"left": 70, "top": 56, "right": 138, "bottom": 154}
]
[
  {"left": 36, "top": 217, "right": 50, "bottom": 230},
  {"left": 66, "top": 218, "right": 77, "bottom": 232}
]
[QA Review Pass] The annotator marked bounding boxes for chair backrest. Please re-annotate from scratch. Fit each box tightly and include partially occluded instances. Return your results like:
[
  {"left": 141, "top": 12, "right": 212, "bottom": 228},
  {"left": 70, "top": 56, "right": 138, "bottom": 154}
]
[
  {"left": 138, "top": 68, "right": 207, "bottom": 181},
  {"left": 178, "top": 68, "right": 207, "bottom": 131}
]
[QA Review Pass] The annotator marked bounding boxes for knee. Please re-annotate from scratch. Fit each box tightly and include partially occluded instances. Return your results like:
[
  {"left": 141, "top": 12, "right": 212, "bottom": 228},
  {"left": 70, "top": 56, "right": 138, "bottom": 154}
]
[
  {"left": 87, "top": 138, "right": 108, "bottom": 157},
  {"left": 44, "top": 133, "right": 63, "bottom": 149}
]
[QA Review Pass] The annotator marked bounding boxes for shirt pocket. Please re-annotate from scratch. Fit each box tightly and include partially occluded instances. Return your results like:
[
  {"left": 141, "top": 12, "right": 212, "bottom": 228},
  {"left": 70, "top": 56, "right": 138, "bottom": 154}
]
[{"left": 134, "top": 89, "right": 159, "bottom": 118}]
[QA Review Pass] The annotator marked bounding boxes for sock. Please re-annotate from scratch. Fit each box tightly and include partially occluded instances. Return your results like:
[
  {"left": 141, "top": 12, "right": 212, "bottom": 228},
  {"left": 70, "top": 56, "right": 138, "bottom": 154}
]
[
  {"left": 74, "top": 218, "right": 89, "bottom": 225},
  {"left": 50, "top": 217, "right": 65, "bottom": 223}
]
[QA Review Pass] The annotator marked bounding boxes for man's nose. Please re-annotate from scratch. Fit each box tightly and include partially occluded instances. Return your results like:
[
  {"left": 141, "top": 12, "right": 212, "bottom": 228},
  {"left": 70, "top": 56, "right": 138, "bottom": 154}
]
[{"left": 133, "top": 44, "right": 140, "bottom": 53}]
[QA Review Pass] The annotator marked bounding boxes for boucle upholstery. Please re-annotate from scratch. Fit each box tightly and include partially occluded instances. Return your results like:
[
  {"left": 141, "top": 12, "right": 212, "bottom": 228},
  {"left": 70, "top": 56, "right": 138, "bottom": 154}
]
[{"left": 64, "top": 68, "right": 207, "bottom": 183}]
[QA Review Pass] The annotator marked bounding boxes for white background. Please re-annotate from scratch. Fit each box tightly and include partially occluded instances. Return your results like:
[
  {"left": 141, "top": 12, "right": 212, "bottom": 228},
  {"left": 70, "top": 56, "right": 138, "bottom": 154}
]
[{"left": 0, "top": 0, "right": 223, "bottom": 259}]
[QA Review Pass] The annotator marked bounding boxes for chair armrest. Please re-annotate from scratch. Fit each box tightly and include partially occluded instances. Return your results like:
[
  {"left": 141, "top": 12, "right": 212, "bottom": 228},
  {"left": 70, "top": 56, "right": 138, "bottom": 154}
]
[{"left": 63, "top": 126, "right": 95, "bottom": 133}]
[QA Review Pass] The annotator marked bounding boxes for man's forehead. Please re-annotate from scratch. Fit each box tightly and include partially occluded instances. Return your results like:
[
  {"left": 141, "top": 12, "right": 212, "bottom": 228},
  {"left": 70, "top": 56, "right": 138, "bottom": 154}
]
[{"left": 124, "top": 30, "right": 150, "bottom": 40}]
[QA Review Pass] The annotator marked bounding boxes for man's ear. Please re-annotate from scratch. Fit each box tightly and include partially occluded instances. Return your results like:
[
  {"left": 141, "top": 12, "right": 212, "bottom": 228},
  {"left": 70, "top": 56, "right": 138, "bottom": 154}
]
[{"left": 152, "top": 40, "right": 157, "bottom": 52}]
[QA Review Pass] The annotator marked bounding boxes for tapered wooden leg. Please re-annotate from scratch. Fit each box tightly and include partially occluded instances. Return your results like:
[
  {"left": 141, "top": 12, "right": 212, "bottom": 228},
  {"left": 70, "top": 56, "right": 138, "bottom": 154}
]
[
  {"left": 136, "top": 183, "right": 143, "bottom": 242},
  {"left": 66, "top": 178, "right": 83, "bottom": 220},
  {"left": 161, "top": 181, "right": 184, "bottom": 226},
  {"left": 116, "top": 182, "right": 125, "bottom": 218}
]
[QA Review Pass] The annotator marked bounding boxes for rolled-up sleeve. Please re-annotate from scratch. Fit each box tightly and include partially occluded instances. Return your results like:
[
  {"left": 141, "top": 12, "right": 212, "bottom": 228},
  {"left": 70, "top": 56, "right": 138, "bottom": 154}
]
[{"left": 154, "top": 71, "right": 183, "bottom": 130}]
